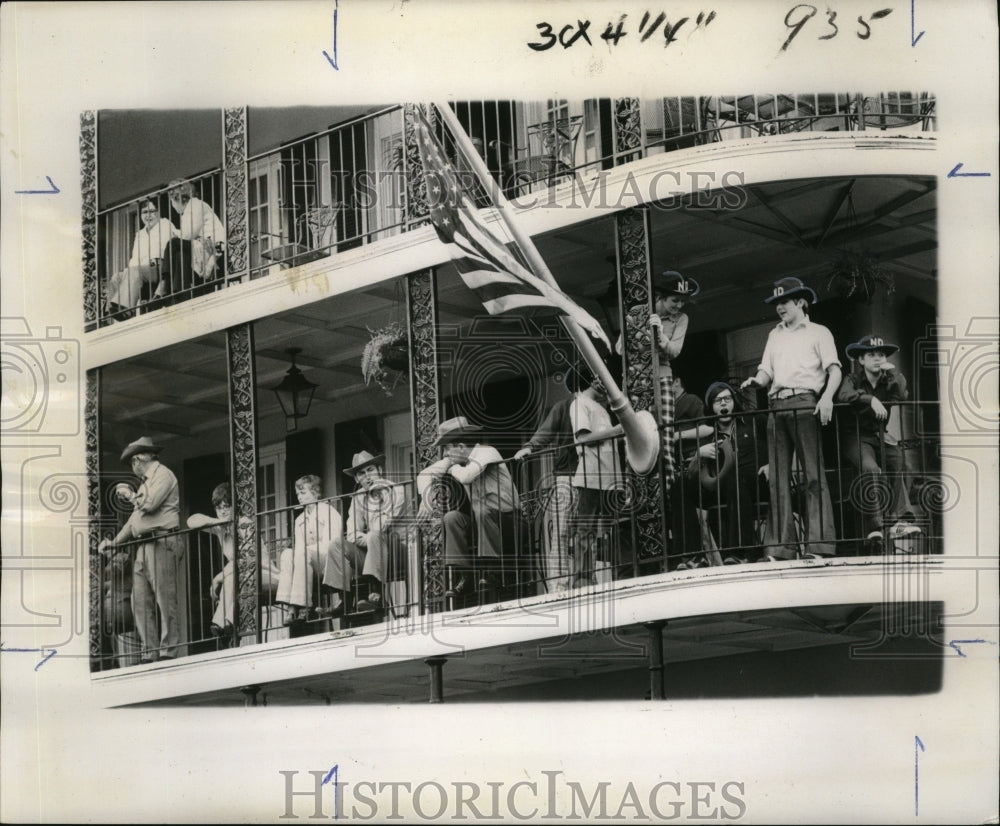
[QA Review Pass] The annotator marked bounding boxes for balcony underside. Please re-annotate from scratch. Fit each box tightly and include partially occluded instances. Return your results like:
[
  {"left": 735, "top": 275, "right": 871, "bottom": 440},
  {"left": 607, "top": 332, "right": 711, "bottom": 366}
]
[{"left": 96, "top": 557, "right": 946, "bottom": 707}]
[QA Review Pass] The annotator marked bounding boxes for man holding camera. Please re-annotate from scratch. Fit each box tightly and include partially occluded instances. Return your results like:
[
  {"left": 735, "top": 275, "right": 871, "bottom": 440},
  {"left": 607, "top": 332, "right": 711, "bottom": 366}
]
[{"left": 836, "top": 334, "right": 921, "bottom": 552}]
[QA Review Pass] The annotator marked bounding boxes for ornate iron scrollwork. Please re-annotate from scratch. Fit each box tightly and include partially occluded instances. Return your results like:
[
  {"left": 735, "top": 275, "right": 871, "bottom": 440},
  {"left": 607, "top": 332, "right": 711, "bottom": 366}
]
[
  {"left": 615, "top": 208, "right": 668, "bottom": 564},
  {"left": 81, "top": 111, "right": 98, "bottom": 328},
  {"left": 223, "top": 107, "right": 249, "bottom": 278},
  {"left": 226, "top": 324, "right": 259, "bottom": 638},
  {"left": 406, "top": 269, "right": 444, "bottom": 605}
]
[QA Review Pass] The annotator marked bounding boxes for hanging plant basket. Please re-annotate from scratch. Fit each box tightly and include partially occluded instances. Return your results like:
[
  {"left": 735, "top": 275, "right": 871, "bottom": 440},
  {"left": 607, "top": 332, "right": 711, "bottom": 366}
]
[
  {"left": 361, "top": 322, "right": 409, "bottom": 395},
  {"left": 826, "top": 250, "right": 895, "bottom": 304}
]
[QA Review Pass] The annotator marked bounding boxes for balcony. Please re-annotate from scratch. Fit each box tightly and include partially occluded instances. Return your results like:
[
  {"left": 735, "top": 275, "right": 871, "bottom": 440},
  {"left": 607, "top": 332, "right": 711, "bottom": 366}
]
[
  {"left": 93, "top": 401, "right": 944, "bottom": 681},
  {"left": 87, "top": 93, "right": 935, "bottom": 329}
]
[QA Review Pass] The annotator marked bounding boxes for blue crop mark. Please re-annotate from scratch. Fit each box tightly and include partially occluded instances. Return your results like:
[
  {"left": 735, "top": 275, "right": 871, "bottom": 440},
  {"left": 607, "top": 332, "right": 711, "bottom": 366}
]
[
  {"left": 14, "top": 176, "right": 60, "bottom": 195},
  {"left": 914, "top": 735, "right": 925, "bottom": 815},
  {"left": 947, "top": 638, "right": 997, "bottom": 657},
  {"left": 910, "top": 0, "right": 924, "bottom": 46},
  {"left": 322, "top": 0, "right": 339, "bottom": 69},
  {"left": 1, "top": 643, "right": 58, "bottom": 669}
]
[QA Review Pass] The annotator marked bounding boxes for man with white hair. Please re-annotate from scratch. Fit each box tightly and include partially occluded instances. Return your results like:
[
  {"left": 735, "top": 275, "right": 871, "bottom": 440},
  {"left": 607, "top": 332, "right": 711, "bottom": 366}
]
[{"left": 98, "top": 437, "right": 182, "bottom": 663}]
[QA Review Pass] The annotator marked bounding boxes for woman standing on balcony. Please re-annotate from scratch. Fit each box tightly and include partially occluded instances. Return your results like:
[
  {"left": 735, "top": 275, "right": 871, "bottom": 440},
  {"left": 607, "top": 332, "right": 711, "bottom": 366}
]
[
  {"left": 106, "top": 199, "right": 178, "bottom": 316},
  {"left": 649, "top": 272, "right": 699, "bottom": 483}
]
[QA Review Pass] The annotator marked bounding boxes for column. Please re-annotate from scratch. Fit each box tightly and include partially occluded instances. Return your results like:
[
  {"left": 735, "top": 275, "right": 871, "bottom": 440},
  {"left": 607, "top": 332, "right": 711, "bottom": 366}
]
[
  {"left": 226, "top": 323, "right": 260, "bottom": 641},
  {"left": 615, "top": 207, "right": 670, "bottom": 569},
  {"left": 223, "top": 107, "right": 249, "bottom": 280}
]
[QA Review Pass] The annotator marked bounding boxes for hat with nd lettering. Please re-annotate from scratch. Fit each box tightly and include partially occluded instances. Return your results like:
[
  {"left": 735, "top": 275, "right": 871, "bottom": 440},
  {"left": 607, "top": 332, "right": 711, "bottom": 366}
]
[
  {"left": 652, "top": 270, "right": 700, "bottom": 300},
  {"left": 763, "top": 276, "right": 818, "bottom": 305},
  {"left": 845, "top": 334, "right": 899, "bottom": 359}
]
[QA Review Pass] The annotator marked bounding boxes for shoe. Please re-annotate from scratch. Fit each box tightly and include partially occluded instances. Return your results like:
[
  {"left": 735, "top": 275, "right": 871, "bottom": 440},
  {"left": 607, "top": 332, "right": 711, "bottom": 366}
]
[
  {"left": 476, "top": 573, "right": 495, "bottom": 589},
  {"left": 445, "top": 576, "right": 470, "bottom": 598},
  {"left": 354, "top": 593, "right": 382, "bottom": 612},
  {"left": 890, "top": 521, "right": 922, "bottom": 537},
  {"left": 866, "top": 530, "right": 885, "bottom": 554},
  {"left": 759, "top": 555, "right": 780, "bottom": 563},
  {"left": 800, "top": 552, "right": 828, "bottom": 560},
  {"left": 210, "top": 622, "right": 233, "bottom": 638},
  {"left": 723, "top": 556, "right": 747, "bottom": 566},
  {"left": 283, "top": 606, "right": 309, "bottom": 625},
  {"left": 674, "top": 561, "right": 691, "bottom": 571}
]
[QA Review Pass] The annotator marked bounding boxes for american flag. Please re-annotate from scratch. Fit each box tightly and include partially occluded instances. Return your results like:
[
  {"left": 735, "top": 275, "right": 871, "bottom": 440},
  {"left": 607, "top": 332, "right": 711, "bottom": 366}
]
[{"left": 413, "top": 108, "right": 610, "bottom": 348}]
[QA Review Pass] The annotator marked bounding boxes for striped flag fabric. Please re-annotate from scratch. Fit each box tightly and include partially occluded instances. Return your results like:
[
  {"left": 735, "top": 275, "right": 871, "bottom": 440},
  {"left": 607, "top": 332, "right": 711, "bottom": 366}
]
[{"left": 413, "top": 108, "right": 610, "bottom": 349}]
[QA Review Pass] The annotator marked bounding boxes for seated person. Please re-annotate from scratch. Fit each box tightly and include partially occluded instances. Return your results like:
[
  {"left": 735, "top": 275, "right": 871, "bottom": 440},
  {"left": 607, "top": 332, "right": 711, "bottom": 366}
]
[
  {"left": 686, "top": 382, "right": 768, "bottom": 565},
  {"left": 106, "top": 199, "right": 178, "bottom": 314},
  {"left": 161, "top": 178, "right": 226, "bottom": 302},
  {"left": 276, "top": 475, "right": 357, "bottom": 624},
  {"left": 417, "top": 417, "right": 522, "bottom": 599},
  {"left": 343, "top": 451, "right": 408, "bottom": 612},
  {"left": 836, "top": 335, "right": 922, "bottom": 552},
  {"left": 187, "top": 483, "right": 280, "bottom": 642}
]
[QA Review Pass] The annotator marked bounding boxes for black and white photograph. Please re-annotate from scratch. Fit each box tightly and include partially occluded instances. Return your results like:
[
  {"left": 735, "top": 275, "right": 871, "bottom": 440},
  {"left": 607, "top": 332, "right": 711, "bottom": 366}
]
[{"left": 2, "top": 2, "right": 997, "bottom": 823}]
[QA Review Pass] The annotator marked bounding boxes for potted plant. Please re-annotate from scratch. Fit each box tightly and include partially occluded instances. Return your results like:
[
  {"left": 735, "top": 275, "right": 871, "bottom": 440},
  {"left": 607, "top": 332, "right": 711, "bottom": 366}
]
[
  {"left": 361, "top": 322, "right": 409, "bottom": 395},
  {"left": 826, "top": 250, "right": 895, "bottom": 304}
]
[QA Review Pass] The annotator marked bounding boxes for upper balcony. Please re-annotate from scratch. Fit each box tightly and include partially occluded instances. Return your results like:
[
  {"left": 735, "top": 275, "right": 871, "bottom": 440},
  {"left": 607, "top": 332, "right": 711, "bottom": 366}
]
[{"left": 85, "top": 93, "right": 936, "bottom": 331}]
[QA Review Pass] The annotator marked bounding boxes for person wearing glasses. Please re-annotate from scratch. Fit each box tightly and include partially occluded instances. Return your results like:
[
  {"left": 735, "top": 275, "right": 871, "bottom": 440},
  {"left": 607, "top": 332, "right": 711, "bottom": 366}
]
[{"left": 106, "top": 199, "right": 178, "bottom": 317}]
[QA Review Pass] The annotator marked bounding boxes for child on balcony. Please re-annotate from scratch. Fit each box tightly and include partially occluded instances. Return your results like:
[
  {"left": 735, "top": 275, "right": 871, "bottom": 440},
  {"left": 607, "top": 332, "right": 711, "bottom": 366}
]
[
  {"left": 836, "top": 334, "right": 922, "bottom": 553},
  {"left": 276, "top": 475, "right": 357, "bottom": 625}
]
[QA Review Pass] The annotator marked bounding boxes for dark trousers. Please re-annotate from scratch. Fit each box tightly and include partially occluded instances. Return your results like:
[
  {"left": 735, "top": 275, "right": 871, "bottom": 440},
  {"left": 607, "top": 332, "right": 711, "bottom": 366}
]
[
  {"left": 764, "top": 394, "right": 836, "bottom": 557},
  {"left": 841, "top": 433, "right": 913, "bottom": 536}
]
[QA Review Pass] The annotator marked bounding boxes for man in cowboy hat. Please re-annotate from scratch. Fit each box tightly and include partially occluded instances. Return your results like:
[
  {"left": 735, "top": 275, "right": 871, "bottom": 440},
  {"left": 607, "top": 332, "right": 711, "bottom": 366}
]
[
  {"left": 740, "top": 277, "right": 841, "bottom": 559},
  {"left": 686, "top": 382, "right": 769, "bottom": 565},
  {"left": 416, "top": 416, "right": 522, "bottom": 598},
  {"left": 836, "top": 334, "right": 921, "bottom": 552},
  {"left": 98, "top": 436, "right": 183, "bottom": 662},
  {"left": 344, "top": 450, "right": 408, "bottom": 611}
]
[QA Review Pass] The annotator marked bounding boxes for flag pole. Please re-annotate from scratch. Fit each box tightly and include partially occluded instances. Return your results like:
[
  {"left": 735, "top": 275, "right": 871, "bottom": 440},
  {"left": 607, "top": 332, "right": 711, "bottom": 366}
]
[{"left": 431, "top": 102, "right": 659, "bottom": 475}]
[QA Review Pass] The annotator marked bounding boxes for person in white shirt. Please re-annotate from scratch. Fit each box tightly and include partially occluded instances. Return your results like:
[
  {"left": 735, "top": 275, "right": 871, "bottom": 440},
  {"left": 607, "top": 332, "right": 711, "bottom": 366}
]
[
  {"left": 161, "top": 178, "right": 226, "bottom": 302},
  {"left": 741, "top": 277, "right": 841, "bottom": 559},
  {"left": 106, "top": 199, "right": 178, "bottom": 314}
]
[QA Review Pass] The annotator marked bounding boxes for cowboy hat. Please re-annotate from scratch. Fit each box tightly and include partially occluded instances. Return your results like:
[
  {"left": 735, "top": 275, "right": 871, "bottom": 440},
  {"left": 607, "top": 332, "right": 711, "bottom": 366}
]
[
  {"left": 687, "top": 438, "right": 736, "bottom": 493},
  {"left": 343, "top": 450, "right": 385, "bottom": 477},
  {"left": 651, "top": 270, "right": 700, "bottom": 299},
  {"left": 845, "top": 334, "right": 900, "bottom": 359},
  {"left": 120, "top": 436, "right": 163, "bottom": 463},
  {"left": 432, "top": 416, "right": 481, "bottom": 447},
  {"left": 763, "top": 276, "right": 818, "bottom": 305}
]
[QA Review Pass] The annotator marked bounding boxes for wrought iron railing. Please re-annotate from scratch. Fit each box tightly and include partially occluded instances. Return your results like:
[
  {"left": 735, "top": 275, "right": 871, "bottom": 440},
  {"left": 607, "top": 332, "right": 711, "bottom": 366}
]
[
  {"left": 93, "top": 401, "right": 943, "bottom": 671},
  {"left": 91, "top": 94, "right": 934, "bottom": 327}
]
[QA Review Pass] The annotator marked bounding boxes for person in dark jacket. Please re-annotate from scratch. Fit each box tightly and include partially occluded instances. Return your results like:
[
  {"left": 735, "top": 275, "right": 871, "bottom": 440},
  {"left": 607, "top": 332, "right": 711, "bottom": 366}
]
[{"left": 836, "top": 334, "right": 921, "bottom": 553}]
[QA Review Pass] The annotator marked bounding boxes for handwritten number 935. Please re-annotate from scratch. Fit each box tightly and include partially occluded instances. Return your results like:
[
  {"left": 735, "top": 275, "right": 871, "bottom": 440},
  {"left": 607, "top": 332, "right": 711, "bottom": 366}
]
[{"left": 781, "top": 5, "right": 893, "bottom": 51}]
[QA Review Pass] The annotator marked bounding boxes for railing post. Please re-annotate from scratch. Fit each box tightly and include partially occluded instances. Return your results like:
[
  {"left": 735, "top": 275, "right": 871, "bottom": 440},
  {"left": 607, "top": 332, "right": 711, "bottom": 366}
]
[
  {"left": 86, "top": 368, "right": 104, "bottom": 670},
  {"left": 615, "top": 207, "right": 670, "bottom": 573},
  {"left": 223, "top": 107, "right": 249, "bottom": 282},
  {"left": 645, "top": 620, "right": 667, "bottom": 700},
  {"left": 227, "top": 323, "right": 260, "bottom": 644},
  {"left": 81, "top": 110, "right": 99, "bottom": 329},
  {"left": 407, "top": 268, "right": 443, "bottom": 612},
  {"left": 241, "top": 684, "right": 262, "bottom": 707},
  {"left": 425, "top": 656, "right": 448, "bottom": 703}
]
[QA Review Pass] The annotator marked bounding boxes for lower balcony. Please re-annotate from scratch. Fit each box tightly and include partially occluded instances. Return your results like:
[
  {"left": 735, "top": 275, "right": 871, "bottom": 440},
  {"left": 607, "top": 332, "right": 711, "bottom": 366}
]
[{"left": 92, "top": 403, "right": 947, "bottom": 704}]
